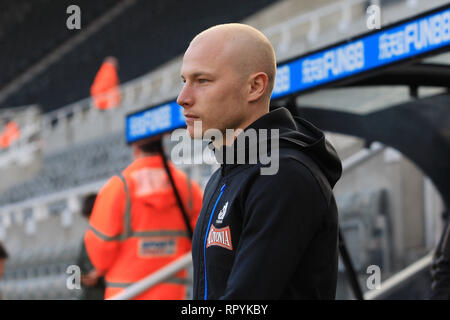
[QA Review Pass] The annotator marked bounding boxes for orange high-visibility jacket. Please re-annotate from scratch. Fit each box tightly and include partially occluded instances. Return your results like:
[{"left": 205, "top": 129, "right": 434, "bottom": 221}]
[
  {"left": 84, "top": 155, "right": 203, "bottom": 299},
  {"left": 0, "top": 121, "right": 20, "bottom": 149},
  {"left": 90, "top": 61, "right": 121, "bottom": 110}
]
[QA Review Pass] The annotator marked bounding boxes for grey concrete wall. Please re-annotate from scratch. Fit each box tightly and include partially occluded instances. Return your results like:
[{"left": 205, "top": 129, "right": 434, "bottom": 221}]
[
  {"left": 332, "top": 142, "right": 437, "bottom": 270},
  {"left": 0, "top": 151, "right": 42, "bottom": 194},
  {"left": 400, "top": 157, "right": 426, "bottom": 260}
]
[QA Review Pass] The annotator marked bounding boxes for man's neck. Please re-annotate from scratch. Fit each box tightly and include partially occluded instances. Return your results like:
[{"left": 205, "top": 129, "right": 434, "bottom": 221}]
[
  {"left": 216, "top": 107, "right": 269, "bottom": 148},
  {"left": 133, "top": 151, "right": 159, "bottom": 160}
]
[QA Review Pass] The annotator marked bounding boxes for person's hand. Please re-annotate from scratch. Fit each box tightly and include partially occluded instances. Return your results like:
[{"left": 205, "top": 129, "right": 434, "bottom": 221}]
[{"left": 81, "top": 269, "right": 100, "bottom": 287}]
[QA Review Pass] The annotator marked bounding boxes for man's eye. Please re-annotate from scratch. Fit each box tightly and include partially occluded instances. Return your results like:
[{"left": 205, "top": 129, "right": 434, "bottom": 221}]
[{"left": 198, "top": 79, "right": 209, "bottom": 83}]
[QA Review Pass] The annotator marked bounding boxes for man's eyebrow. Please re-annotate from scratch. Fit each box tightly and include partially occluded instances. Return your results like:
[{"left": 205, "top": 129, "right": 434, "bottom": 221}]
[{"left": 181, "top": 71, "right": 214, "bottom": 79}]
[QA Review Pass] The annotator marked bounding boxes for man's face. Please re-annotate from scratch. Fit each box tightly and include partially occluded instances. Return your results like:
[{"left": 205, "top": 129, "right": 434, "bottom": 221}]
[{"left": 177, "top": 36, "right": 248, "bottom": 140}]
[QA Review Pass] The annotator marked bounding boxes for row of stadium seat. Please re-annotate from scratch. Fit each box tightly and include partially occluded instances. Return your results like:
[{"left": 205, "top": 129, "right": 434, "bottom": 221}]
[
  {"left": 3, "top": 242, "right": 81, "bottom": 278},
  {"left": 0, "top": 131, "right": 132, "bottom": 205},
  {"left": 0, "top": 273, "right": 82, "bottom": 300},
  {"left": 1, "top": 239, "right": 82, "bottom": 300}
]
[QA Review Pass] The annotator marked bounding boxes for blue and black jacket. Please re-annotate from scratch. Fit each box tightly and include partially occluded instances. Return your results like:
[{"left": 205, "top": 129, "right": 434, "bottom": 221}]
[{"left": 192, "top": 107, "right": 343, "bottom": 299}]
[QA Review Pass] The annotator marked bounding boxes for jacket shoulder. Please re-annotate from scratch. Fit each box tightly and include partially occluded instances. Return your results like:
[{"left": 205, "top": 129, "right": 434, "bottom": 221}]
[
  {"left": 97, "top": 175, "right": 127, "bottom": 199},
  {"left": 276, "top": 149, "right": 333, "bottom": 205}
]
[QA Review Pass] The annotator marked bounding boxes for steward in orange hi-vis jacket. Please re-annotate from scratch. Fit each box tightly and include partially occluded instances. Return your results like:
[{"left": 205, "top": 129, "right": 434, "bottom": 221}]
[
  {"left": 0, "top": 120, "right": 21, "bottom": 149},
  {"left": 84, "top": 137, "right": 203, "bottom": 299}
]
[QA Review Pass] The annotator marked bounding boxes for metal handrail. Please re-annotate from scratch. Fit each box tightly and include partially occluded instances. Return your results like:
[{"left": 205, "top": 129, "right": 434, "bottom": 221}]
[
  {"left": 341, "top": 142, "right": 385, "bottom": 172},
  {"left": 364, "top": 251, "right": 434, "bottom": 300},
  {"left": 0, "top": 178, "right": 107, "bottom": 236},
  {"left": 107, "top": 252, "right": 193, "bottom": 300},
  {"left": 263, "top": 0, "right": 367, "bottom": 38}
]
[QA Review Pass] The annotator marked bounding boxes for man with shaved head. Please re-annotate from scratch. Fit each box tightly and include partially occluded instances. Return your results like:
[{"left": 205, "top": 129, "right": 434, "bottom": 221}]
[
  {"left": 178, "top": 23, "right": 342, "bottom": 299},
  {"left": 179, "top": 23, "right": 276, "bottom": 141}
]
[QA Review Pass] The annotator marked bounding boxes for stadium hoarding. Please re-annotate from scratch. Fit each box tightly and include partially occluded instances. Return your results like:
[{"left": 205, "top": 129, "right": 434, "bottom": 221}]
[
  {"left": 125, "top": 3, "right": 449, "bottom": 142},
  {"left": 125, "top": 100, "right": 185, "bottom": 144},
  {"left": 271, "top": 3, "right": 450, "bottom": 99}
]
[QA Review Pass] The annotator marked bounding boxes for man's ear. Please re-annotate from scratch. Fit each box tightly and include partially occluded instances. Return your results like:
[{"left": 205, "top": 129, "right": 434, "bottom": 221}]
[{"left": 247, "top": 72, "right": 269, "bottom": 103}]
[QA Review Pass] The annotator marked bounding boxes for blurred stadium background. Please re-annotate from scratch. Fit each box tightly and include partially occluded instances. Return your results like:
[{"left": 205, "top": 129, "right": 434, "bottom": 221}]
[{"left": 0, "top": 0, "right": 448, "bottom": 300}]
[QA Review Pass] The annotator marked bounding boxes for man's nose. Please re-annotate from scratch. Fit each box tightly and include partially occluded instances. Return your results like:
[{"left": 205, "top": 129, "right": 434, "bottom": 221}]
[{"left": 177, "top": 84, "right": 193, "bottom": 108}]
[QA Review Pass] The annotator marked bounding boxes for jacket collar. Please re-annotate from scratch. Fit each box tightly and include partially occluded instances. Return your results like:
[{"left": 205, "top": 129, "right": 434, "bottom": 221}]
[{"left": 210, "top": 108, "right": 294, "bottom": 176}]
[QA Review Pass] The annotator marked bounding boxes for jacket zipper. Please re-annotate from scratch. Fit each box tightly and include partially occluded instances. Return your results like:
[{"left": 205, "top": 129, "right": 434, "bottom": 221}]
[{"left": 203, "top": 183, "right": 226, "bottom": 300}]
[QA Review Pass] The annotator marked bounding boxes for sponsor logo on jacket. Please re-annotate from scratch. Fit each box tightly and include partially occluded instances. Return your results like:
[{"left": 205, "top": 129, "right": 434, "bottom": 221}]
[
  {"left": 206, "top": 225, "right": 233, "bottom": 251},
  {"left": 138, "top": 237, "right": 176, "bottom": 257}
]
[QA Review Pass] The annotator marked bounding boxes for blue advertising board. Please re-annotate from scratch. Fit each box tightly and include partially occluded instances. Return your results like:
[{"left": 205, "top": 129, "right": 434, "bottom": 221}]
[
  {"left": 271, "top": 4, "right": 450, "bottom": 99},
  {"left": 125, "top": 100, "right": 185, "bottom": 144},
  {"left": 126, "top": 4, "right": 449, "bottom": 143}
]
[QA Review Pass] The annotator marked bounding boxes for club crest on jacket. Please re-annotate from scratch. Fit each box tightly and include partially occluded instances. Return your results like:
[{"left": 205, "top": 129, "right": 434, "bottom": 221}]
[{"left": 216, "top": 201, "right": 229, "bottom": 224}]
